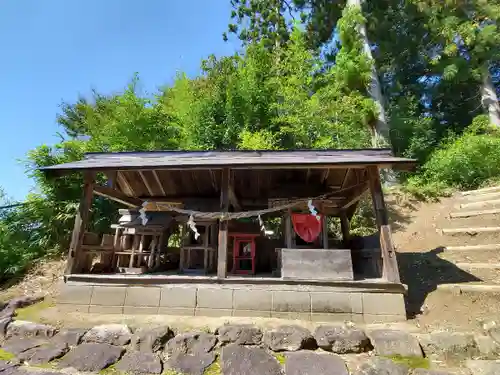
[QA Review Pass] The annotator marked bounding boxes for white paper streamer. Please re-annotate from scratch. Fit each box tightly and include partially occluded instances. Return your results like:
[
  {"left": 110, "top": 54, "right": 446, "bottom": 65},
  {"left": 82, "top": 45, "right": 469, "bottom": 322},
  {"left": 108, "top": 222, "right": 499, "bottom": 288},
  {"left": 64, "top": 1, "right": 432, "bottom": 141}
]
[
  {"left": 307, "top": 199, "right": 321, "bottom": 221},
  {"left": 258, "top": 214, "right": 266, "bottom": 234},
  {"left": 139, "top": 201, "right": 149, "bottom": 226},
  {"left": 187, "top": 215, "right": 200, "bottom": 240}
]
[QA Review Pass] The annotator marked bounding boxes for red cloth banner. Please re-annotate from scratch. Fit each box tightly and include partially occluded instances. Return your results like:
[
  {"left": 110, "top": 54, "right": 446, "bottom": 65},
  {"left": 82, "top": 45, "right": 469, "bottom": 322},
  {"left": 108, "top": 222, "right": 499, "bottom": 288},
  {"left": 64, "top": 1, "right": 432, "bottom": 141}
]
[{"left": 291, "top": 213, "right": 322, "bottom": 243}]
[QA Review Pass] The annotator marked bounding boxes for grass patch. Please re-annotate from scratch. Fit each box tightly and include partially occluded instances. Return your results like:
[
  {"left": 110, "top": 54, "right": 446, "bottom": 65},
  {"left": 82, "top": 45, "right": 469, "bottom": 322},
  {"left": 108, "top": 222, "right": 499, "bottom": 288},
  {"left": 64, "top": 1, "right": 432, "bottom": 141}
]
[
  {"left": 32, "top": 361, "right": 59, "bottom": 370},
  {"left": 15, "top": 299, "right": 55, "bottom": 322},
  {"left": 385, "top": 355, "right": 430, "bottom": 369},
  {"left": 0, "top": 349, "right": 15, "bottom": 361},
  {"left": 273, "top": 353, "right": 286, "bottom": 365},
  {"left": 203, "top": 358, "right": 221, "bottom": 375},
  {"left": 163, "top": 370, "right": 183, "bottom": 375},
  {"left": 99, "top": 365, "right": 121, "bottom": 375}
]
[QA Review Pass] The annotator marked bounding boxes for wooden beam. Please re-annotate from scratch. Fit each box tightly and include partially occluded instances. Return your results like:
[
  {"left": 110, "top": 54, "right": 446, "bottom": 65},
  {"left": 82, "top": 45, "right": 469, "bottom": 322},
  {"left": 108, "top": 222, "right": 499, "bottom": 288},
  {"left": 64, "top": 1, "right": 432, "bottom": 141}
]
[
  {"left": 367, "top": 166, "right": 400, "bottom": 283},
  {"left": 341, "top": 183, "right": 369, "bottom": 209},
  {"left": 339, "top": 211, "right": 351, "bottom": 247},
  {"left": 93, "top": 186, "right": 143, "bottom": 208},
  {"left": 105, "top": 171, "right": 117, "bottom": 188},
  {"left": 450, "top": 208, "right": 500, "bottom": 218},
  {"left": 285, "top": 209, "right": 293, "bottom": 248},
  {"left": 117, "top": 172, "right": 135, "bottom": 196},
  {"left": 217, "top": 168, "right": 230, "bottom": 279},
  {"left": 209, "top": 170, "right": 218, "bottom": 192},
  {"left": 341, "top": 168, "right": 352, "bottom": 189},
  {"left": 321, "top": 169, "right": 330, "bottom": 183},
  {"left": 152, "top": 170, "right": 166, "bottom": 196},
  {"left": 139, "top": 170, "right": 155, "bottom": 196},
  {"left": 66, "top": 172, "right": 95, "bottom": 274},
  {"left": 322, "top": 215, "right": 329, "bottom": 249}
]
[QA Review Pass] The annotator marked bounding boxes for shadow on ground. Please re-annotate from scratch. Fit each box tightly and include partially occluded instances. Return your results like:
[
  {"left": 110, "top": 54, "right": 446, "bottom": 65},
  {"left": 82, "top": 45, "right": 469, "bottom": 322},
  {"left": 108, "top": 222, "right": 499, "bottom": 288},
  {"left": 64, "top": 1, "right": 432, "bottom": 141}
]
[{"left": 397, "top": 248, "right": 481, "bottom": 318}]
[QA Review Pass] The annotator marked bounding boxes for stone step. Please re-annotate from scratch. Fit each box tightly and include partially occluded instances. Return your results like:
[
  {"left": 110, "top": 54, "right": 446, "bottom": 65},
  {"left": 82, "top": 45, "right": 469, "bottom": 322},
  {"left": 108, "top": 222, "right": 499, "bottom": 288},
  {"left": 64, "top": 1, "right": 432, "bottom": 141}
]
[
  {"left": 439, "top": 248, "right": 500, "bottom": 264},
  {"left": 461, "top": 191, "right": 500, "bottom": 201},
  {"left": 451, "top": 265, "right": 500, "bottom": 284},
  {"left": 462, "top": 185, "right": 500, "bottom": 196},
  {"left": 437, "top": 282, "right": 500, "bottom": 294},
  {"left": 440, "top": 227, "right": 500, "bottom": 235}
]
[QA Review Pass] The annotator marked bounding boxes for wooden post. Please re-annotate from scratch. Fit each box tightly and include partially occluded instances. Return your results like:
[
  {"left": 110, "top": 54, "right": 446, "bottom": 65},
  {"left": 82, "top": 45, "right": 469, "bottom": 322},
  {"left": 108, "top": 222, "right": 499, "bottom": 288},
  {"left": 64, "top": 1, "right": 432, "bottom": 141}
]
[
  {"left": 339, "top": 211, "right": 351, "bottom": 247},
  {"left": 217, "top": 168, "right": 230, "bottom": 278},
  {"left": 322, "top": 215, "right": 329, "bottom": 249},
  {"left": 367, "top": 166, "right": 400, "bottom": 283},
  {"left": 65, "top": 171, "right": 95, "bottom": 274},
  {"left": 284, "top": 209, "right": 293, "bottom": 249}
]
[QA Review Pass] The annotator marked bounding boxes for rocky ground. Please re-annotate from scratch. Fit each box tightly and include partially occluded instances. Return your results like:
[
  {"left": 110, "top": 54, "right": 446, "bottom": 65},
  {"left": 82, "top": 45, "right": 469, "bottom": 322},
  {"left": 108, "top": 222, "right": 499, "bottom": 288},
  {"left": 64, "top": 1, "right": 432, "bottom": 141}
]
[{"left": 0, "top": 297, "right": 499, "bottom": 375}]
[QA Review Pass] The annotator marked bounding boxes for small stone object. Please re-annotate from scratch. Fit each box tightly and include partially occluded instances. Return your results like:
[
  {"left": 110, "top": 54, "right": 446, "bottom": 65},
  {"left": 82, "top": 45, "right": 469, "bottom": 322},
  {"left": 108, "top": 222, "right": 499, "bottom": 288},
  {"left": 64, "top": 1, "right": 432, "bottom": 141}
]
[
  {"left": 53, "top": 328, "right": 87, "bottom": 347},
  {"left": 15, "top": 370, "right": 60, "bottom": 375},
  {"left": 487, "top": 325, "right": 500, "bottom": 345},
  {"left": 82, "top": 324, "right": 132, "bottom": 346},
  {"left": 58, "top": 342, "right": 124, "bottom": 372},
  {"left": 353, "top": 357, "right": 409, "bottom": 375},
  {"left": 419, "top": 331, "right": 478, "bottom": 360},
  {"left": 285, "top": 351, "right": 348, "bottom": 375},
  {"left": 165, "top": 332, "right": 217, "bottom": 356},
  {"left": 116, "top": 351, "right": 163, "bottom": 374},
  {"left": 7, "top": 321, "right": 57, "bottom": 338},
  {"left": 314, "top": 325, "right": 370, "bottom": 353},
  {"left": 221, "top": 344, "right": 284, "bottom": 375},
  {"left": 0, "top": 359, "right": 19, "bottom": 375},
  {"left": 6, "top": 296, "right": 43, "bottom": 310},
  {"left": 368, "top": 329, "right": 423, "bottom": 357},
  {"left": 0, "top": 317, "right": 12, "bottom": 336},
  {"left": 166, "top": 352, "right": 216, "bottom": 375},
  {"left": 130, "top": 326, "right": 174, "bottom": 352},
  {"left": 263, "top": 325, "right": 315, "bottom": 352},
  {"left": 217, "top": 324, "right": 262, "bottom": 345},
  {"left": 18, "top": 341, "right": 68, "bottom": 365},
  {"left": 2, "top": 337, "right": 47, "bottom": 355},
  {"left": 466, "top": 359, "right": 500, "bottom": 375},
  {"left": 475, "top": 335, "right": 500, "bottom": 358}
]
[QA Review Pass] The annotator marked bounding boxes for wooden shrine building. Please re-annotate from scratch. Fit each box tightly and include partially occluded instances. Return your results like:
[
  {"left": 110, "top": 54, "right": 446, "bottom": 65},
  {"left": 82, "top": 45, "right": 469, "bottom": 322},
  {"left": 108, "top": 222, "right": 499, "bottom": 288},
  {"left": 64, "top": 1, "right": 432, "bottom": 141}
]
[{"left": 43, "top": 149, "right": 416, "bottom": 322}]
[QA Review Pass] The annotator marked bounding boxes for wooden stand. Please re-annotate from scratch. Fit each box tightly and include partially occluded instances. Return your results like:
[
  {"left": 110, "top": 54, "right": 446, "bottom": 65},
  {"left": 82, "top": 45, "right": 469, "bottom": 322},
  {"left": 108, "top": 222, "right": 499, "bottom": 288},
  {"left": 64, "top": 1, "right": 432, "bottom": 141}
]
[{"left": 180, "top": 221, "right": 217, "bottom": 274}]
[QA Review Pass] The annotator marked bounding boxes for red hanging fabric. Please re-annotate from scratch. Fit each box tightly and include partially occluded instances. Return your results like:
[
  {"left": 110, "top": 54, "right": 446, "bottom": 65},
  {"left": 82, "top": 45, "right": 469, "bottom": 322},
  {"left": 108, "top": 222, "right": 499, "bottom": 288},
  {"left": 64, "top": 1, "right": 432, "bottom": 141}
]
[{"left": 291, "top": 213, "right": 323, "bottom": 243}]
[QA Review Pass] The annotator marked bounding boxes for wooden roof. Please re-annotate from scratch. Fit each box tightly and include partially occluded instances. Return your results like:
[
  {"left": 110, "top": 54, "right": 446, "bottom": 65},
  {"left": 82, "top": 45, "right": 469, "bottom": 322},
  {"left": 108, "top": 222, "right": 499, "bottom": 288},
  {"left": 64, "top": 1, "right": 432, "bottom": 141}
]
[
  {"left": 41, "top": 149, "right": 416, "bottom": 215},
  {"left": 41, "top": 149, "right": 415, "bottom": 175}
]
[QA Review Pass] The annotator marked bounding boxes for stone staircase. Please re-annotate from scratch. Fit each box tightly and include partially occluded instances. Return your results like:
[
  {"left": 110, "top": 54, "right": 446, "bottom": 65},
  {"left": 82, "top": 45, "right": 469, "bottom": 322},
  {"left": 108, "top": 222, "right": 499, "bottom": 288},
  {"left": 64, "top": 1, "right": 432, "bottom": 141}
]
[{"left": 436, "top": 186, "right": 500, "bottom": 294}]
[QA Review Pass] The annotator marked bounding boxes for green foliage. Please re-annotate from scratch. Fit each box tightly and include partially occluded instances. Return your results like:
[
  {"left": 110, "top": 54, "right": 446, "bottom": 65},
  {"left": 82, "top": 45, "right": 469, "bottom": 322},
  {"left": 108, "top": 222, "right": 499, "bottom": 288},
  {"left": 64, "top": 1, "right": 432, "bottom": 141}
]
[
  {"left": 0, "top": 349, "right": 15, "bottom": 361},
  {"left": 384, "top": 355, "right": 430, "bottom": 369}
]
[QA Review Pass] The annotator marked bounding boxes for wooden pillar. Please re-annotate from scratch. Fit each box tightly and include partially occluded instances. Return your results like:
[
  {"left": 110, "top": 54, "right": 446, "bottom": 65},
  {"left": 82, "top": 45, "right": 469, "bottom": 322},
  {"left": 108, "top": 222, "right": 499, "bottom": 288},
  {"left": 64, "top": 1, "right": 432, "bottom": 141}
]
[
  {"left": 284, "top": 209, "right": 293, "bottom": 248},
  {"left": 367, "top": 166, "right": 400, "bottom": 283},
  {"left": 339, "top": 211, "right": 351, "bottom": 247},
  {"left": 322, "top": 215, "right": 329, "bottom": 249},
  {"left": 65, "top": 171, "right": 95, "bottom": 274},
  {"left": 217, "top": 168, "right": 230, "bottom": 279}
]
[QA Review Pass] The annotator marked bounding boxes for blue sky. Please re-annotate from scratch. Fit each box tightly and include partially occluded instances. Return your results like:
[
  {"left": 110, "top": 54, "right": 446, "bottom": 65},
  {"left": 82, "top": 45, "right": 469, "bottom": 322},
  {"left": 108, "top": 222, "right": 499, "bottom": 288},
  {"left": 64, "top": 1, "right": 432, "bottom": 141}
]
[{"left": 0, "top": 0, "right": 238, "bottom": 200}]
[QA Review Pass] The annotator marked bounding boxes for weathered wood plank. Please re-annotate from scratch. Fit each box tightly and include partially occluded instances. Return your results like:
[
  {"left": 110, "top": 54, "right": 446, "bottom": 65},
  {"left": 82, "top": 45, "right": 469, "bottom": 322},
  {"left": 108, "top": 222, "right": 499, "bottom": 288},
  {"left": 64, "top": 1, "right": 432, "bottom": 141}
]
[
  {"left": 93, "top": 186, "right": 143, "bottom": 208},
  {"left": 445, "top": 244, "right": 500, "bottom": 251},
  {"left": 66, "top": 172, "right": 95, "bottom": 274},
  {"left": 117, "top": 171, "right": 135, "bottom": 196},
  {"left": 339, "top": 211, "right": 350, "bottom": 246},
  {"left": 322, "top": 215, "right": 329, "bottom": 249},
  {"left": 139, "top": 170, "right": 155, "bottom": 196},
  {"left": 459, "top": 199, "right": 500, "bottom": 209},
  {"left": 217, "top": 168, "right": 230, "bottom": 279},
  {"left": 152, "top": 170, "right": 166, "bottom": 196},
  {"left": 462, "top": 191, "right": 500, "bottom": 202},
  {"left": 285, "top": 210, "right": 293, "bottom": 249},
  {"left": 367, "top": 166, "right": 400, "bottom": 283}
]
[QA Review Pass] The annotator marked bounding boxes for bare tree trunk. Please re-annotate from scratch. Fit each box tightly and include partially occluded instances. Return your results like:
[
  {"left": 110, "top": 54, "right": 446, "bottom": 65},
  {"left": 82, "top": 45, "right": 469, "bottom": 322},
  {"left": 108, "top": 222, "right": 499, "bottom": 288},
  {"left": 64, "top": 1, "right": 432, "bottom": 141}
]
[
  {"left": 347, "top": 0, "right": 391, "bottom": 148},
  {"left": 481, "top": 68, "right": 500, "bottom": 127}
]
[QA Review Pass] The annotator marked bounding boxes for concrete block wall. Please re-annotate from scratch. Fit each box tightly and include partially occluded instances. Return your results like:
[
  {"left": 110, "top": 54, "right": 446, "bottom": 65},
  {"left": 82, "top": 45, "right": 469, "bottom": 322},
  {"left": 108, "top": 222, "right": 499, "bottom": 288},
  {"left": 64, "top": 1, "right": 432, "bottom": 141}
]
[{"left": 57, "top": 282, "right": 407, "bottom": 323}]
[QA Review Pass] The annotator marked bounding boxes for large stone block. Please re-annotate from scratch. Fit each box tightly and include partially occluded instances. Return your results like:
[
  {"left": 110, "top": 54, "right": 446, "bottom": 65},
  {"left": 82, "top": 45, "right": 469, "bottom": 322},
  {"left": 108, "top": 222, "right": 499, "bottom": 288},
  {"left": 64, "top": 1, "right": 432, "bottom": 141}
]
[
  {"left": 272, "top": 291, "right": 311, "bottom": 313},
  {"left": 160, "top": 287, "right": 197, "bottom": 308},
  {"left": 195, "top": 308, "right": 233, "bottom": 317},
  {"left": 57, "top": 284, "right": 93, "bottom": 305},
  {"left": 233, "top": 289, "right": 272, "bottom": 311},
  {"left": 90, "top": 287, "right": 126, "bottom": 306},
  {"left": 311, "top": 292, "right": 361, "bottom": 314},
  {"left": 362, "top": 292, "right": 406, "bottom": 316},
  {"left": 197, "top": 288, "right": 233, "bottom": 309},
  {"left": 281, "top": 249, "right": 354, "bottom": 281},
  {"left": 125, "top": 287, "right": 161, "bottom": 307}
]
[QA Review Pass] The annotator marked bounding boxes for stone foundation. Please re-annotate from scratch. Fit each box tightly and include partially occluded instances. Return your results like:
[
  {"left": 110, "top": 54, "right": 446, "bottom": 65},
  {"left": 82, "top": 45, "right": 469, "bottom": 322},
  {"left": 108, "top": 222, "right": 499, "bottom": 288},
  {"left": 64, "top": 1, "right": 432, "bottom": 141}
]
[{"left": 57, "top": 278, "right": 407, "bottom": 323}]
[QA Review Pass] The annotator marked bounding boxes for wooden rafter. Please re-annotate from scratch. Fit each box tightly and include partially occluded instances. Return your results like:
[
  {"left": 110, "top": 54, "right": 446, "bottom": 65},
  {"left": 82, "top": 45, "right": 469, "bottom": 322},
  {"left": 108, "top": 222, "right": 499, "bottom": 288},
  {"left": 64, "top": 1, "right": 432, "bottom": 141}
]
[
  {"left": 341, "top": 168, "right": 352, "bottom": 189},
  {"left": 209, "top": 170, "right": 218, "bottom": 192},
  {"left": 152, "top": 170, "right": 166, "bottom": 196},
  {"left": 117, "top": 172, "right": 135, "bottom": 196},
  {"left": 321, "top": 169, "right": 330, "bottom": 183},
  {"left": 139, "top": 170, "right": 155, "bottom": 196},
  {"left": 94, "top": 186, "right": 143, "bottom": 208}
]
